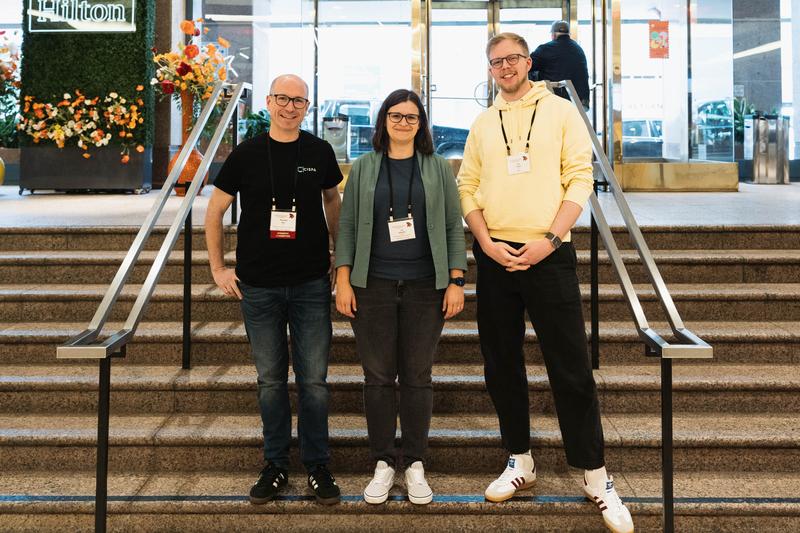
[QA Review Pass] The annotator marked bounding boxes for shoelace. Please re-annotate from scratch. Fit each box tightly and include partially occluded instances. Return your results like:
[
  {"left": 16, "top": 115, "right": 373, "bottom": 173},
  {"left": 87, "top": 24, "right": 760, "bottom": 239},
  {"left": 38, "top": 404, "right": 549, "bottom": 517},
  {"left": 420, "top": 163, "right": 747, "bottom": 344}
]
[
  {"left": 604, "top": 484, "right": 625, "bottom": 512},
  {"left": 257, "top": 465, "right": 282, "bottom": 486},
  {"left": 497, "top": 463, "right": 524, "bottom": 484},
  {"left": 311, "top": 466, "right": 335, "bottom": 486}
]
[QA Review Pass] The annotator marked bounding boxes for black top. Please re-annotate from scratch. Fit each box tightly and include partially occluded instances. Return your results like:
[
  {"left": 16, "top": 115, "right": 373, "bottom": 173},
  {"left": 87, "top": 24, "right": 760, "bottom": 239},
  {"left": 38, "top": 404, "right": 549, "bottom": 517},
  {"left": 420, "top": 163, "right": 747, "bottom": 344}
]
[
  {"left": 213, "top": 131, "right": 343, "bottom": 287},
  {"left": 369, "top": 155, "right": 434, "bottom": 281},
  {"left": 530, "top": 35, "right": 590, "bottom": 104}
]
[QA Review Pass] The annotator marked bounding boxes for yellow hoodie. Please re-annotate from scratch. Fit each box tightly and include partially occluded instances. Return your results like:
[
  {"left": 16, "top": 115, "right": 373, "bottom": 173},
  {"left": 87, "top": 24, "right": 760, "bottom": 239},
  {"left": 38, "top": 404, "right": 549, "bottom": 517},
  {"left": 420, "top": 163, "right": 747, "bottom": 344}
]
[{"left": 458, "top": 81, "right": 593, "bottom": 243}]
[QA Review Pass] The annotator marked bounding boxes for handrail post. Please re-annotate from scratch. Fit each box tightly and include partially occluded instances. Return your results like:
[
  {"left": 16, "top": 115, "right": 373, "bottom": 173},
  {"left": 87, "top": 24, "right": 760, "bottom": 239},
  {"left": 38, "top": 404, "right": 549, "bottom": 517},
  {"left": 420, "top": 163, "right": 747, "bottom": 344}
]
[
  {"left": 183, "top": 206, "right": 192, "bottom": 370},
  {"left": 590, "top": 181, "right": 600, "bottom": 370},
  {"left": 230, "top": 99, "right": 240, "bottom": 226},
  {"left": 94, "top": 355, "right": 111, "bottom": 533},
  {"left": 661, "top": 356, "right": 675, "bottom": 532}
]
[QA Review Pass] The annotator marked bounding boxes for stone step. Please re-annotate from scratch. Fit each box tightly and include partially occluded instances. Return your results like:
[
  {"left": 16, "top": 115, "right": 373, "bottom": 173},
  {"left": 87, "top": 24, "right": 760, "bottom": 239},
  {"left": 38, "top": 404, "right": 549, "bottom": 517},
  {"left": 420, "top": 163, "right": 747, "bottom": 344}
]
[
  {"left": 3, "top": 282, "right": 800, "bottom": 323},
  {"left": 4, "top": 470, "right": 799, "bottom": 532},
  {"left": 2, "top": 224, "right": 798, "bottom": 251},
  {"left": 1, "top": 321, "right": 797, "bottom": 365},
  {"left": 1, "top": 412, "right": 797, "bottom": 473},
  {"left": 2, "top": 249, "right": 800, "bottom": 285},
  {"left": 1, "top": 363, "right": 797, "bottom": 415}
]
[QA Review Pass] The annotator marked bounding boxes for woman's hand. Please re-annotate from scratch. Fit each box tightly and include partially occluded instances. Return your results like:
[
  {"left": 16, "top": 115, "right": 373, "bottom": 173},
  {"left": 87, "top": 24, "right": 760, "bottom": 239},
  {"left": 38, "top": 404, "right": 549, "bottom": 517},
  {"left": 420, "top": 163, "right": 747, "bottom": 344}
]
[
  {"left": 442, "top": 283, "right": 464, "bottom": 319},
  {"left": 335, "top": 267, "right": 357, "bottom": 318}
]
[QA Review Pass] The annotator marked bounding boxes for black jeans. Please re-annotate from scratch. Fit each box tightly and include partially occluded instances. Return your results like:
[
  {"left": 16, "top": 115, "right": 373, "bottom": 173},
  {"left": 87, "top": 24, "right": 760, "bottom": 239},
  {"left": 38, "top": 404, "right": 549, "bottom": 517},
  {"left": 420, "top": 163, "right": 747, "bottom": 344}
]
[
  {"left": 351, "top": 277, "right": 445, "bottom": 467},
  {"left": 474, "top": 240, "right": 605, "bottom": 470}
]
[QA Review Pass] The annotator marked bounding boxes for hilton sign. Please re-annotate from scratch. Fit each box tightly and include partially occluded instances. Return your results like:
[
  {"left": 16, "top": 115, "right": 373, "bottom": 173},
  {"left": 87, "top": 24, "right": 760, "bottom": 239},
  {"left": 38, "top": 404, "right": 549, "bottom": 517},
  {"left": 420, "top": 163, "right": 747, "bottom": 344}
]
[{"left": 28, "top": 0, "right": 136, "bottom": 33}]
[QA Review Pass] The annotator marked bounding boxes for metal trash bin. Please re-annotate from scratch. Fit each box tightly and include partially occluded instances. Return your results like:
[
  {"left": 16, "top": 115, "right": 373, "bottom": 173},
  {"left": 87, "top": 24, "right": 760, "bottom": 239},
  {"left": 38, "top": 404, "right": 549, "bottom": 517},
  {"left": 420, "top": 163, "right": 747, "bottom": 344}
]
[
  {"left": 322, "top": 116, "right": 350, "bottom": 163},
  {"left": 748, "top": 114, "right": 790, "bottom": 184}
]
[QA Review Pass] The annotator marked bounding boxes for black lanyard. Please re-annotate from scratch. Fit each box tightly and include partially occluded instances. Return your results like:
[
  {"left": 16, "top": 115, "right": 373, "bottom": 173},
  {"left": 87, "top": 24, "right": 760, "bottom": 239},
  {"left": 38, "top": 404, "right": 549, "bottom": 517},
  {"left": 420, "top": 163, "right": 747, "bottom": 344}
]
[
  {"left": 499, "top": 106, "right": 537, "bottom": 156},
  {"left": 383, "top": 151, "right": 417, "bottom": 221},
  {"left": 266, "top": 133, "right": 301, "bottom": 212}
]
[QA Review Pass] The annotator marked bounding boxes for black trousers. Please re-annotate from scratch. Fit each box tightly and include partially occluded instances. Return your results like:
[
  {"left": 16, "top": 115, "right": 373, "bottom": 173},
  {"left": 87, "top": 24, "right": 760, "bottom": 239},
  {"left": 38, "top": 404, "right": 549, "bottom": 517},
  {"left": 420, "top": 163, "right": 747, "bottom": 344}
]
[{"left": 474, "top": 240, "right": 605, "bottom": 470}]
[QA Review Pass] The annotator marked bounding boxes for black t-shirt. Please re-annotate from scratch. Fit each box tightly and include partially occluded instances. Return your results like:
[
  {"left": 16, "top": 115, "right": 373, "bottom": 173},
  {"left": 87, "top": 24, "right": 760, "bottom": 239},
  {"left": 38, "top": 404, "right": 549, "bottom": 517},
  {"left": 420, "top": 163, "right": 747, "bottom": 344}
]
[
  {"left": 213, "top": 131, "right": 343, "bottom": 287},
  {"left": 530, "top": 35, "right": 590, "bottom": 104}
]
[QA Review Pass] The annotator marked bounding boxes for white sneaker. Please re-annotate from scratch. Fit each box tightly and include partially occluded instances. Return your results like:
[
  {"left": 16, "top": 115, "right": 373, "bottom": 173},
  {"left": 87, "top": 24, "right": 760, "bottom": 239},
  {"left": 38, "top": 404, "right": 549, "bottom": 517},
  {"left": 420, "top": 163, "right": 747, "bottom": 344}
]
[
  {"left": 484, "top": 452, "right": 537, "bottom": 502},
  {"left": 583, "top": 475, "right": 634, "bottom": 533},
  {"left": 404, "top": 461, "right": 433, "bottom": 505},
  {"left": 363, "top": 461, "right": 395, "bottom": 504}
]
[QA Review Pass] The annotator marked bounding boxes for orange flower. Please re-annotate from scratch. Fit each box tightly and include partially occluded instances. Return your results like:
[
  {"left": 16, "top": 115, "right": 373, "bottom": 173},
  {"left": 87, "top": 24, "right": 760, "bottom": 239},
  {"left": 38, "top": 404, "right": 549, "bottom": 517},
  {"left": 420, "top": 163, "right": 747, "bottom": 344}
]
[
  {"left": 218, "top": 67, "right": 227, "bottom": 81},
  {"left": 136, "top": 145, "right": 145, "bottom": 153},
  {"left": 136, "top": 84, "right": 144, "bottom": 91},
  {"left": 83, "top": 153, "right": 91, "bottom": 159},
  {"left": 217, "top": 37, "right": 230, "bottom": 48},
  {"left": 184, "top": 44, "right": 199, "bottom": 59},
  {"left": 179, "top": 20, "right": 196, "bottom": 35},
  {"left": 121, "top": 155, "right": 130, "bottom": 164}
]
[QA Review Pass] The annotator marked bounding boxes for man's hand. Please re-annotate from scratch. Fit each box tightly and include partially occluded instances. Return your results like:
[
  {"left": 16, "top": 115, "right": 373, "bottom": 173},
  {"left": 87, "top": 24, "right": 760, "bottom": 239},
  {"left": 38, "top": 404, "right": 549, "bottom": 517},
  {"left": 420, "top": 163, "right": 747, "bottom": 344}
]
[
  {"left": 212, "top": 267, "right": 242, "bottom": 300},
  {"left": 442, "top": 284, "right": 464, "bottom": 319},
  {"left": 482, "top": 241, "right": 529, "bottom": 271},
  {"left": 517, "top": 238, "right": 554, "bottom": 267}
]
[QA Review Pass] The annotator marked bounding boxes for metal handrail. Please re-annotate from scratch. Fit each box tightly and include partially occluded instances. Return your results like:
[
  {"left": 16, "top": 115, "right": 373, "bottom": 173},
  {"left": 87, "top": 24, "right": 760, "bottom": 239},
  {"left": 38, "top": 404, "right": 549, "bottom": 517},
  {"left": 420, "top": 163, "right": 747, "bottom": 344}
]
[
  {"left": 551, "top": 80, "right": 712, "bottom": 533},
  {"left": 53, "top": 81, "right": 250, "bottom": 533},
  {"left": 552, "top": 80, "right": 712, "bottom": 360}
]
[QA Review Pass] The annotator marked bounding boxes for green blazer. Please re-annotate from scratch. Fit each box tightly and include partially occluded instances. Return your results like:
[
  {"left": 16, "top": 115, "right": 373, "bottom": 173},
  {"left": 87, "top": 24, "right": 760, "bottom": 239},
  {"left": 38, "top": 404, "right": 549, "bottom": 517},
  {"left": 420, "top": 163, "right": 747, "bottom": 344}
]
[{"left": 335, "top": 150, "right": 468, "bottom": 289}]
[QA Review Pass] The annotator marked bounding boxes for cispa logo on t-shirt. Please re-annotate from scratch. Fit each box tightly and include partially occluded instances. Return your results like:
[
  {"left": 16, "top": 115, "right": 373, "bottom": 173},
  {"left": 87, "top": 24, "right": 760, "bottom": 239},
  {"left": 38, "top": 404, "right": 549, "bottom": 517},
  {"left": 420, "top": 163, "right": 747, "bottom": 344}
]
[{"left": 297, "top": 166, "right": 317, "bottom": 173}]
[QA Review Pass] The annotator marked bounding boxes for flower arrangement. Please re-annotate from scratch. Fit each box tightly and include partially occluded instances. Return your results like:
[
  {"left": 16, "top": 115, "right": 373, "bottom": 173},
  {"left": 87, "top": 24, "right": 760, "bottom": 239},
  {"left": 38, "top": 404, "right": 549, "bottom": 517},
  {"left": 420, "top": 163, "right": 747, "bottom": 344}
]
[
  {"left": 0, "top": 30, "right": 21, "bottom": 148},
  {"left": 151, "top": 19, "right": 233, "bottom": 105},
  {"left": 18, "top": 87, "right": 146, "bottom": 162}
]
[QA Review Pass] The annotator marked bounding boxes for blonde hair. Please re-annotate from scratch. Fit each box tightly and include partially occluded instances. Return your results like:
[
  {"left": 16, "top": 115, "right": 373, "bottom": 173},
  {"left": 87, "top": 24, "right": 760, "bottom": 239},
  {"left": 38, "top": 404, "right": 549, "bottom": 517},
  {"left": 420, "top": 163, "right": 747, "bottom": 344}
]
[{"left": 486, "top": 32, "right": 530, "bottom": 59}]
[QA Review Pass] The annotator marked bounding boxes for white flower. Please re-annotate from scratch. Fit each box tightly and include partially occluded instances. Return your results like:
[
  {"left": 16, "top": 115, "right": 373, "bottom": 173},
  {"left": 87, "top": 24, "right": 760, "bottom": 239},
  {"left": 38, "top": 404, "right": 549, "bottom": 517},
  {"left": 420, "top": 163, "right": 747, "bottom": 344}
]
[
  {"left": 150, "top": 78, "right": 158, "bottom": 85},
  {"left": 63, "top": 93, "right": 71, "bottom": 99},
  {"left": 109, "top": 92, "right": 118, "bottom": 98}
]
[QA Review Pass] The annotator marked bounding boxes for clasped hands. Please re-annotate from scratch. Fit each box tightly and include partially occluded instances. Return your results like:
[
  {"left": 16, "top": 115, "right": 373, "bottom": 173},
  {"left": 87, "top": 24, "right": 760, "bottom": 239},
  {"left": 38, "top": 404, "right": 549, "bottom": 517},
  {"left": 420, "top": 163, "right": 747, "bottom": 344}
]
[{"left": 484, "top": 238, "right": 554, "bottom": 271}]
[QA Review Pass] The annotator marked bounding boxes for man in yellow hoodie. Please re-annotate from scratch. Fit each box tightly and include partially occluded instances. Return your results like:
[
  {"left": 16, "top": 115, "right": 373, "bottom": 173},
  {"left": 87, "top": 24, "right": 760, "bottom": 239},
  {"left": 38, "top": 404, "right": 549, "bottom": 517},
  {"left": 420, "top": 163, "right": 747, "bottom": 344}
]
[{"left": 458, "top": 32, "right": 634, "bottom": 533}]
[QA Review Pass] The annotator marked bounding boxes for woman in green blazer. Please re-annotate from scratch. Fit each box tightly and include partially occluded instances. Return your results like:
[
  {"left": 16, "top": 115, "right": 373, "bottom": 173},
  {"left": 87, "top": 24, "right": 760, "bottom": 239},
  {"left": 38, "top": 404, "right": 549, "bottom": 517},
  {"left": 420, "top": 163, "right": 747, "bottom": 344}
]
[{"left": 335, "top": 89, "right": 467, "bottom": 506}]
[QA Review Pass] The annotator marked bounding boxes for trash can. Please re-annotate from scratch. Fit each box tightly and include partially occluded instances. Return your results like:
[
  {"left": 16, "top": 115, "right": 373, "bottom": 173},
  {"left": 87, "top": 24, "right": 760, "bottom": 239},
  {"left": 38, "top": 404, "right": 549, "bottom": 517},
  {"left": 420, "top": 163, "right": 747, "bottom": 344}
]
[
  {"left": 750, "top": 114, "right": 790, "bottom": 184},
  {"left": 322, "top": 116, "right": 350, "bottom": 163}
]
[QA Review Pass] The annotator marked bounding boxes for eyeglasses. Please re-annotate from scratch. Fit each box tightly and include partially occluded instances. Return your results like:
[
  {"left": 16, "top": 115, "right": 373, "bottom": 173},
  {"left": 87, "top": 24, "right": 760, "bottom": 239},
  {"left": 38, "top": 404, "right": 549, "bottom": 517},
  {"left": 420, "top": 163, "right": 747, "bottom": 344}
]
[
  {"left": 488, "top": 53, "right": 528, "bottom": 69},
  {"left": 386, "top": 112, "right": 420, "bottom": 125},
  {"left": 271, "top": 94, "right": 310, "bottom": 109}
]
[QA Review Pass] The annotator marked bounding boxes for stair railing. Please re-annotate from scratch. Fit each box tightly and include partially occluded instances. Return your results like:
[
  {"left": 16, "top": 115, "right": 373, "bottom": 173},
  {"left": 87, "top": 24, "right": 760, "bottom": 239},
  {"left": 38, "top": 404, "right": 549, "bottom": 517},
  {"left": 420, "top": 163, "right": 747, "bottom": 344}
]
[
  {"left": 550, "top": 80, "right": 713, "bottom": 533},
  {"left": 55, "top": 81, "right": 251, "bottom": 533}
]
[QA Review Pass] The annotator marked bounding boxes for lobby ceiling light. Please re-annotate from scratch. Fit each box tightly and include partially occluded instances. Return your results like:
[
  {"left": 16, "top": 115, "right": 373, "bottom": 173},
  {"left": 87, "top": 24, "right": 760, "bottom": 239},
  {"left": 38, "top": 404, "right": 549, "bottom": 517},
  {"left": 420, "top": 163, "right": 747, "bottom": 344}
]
[{"left": 733, "top": 41, "right": 781, "bottom": 60}]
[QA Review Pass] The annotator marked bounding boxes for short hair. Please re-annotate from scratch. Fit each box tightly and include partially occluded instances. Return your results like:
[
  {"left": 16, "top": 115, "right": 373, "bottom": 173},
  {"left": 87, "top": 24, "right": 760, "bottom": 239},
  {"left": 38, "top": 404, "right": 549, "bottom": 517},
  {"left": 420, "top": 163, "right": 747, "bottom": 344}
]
[
  {"left": 372, "top": 89, "right": 434, "bottom": 155},
  {"left": 486, "top": 32, "right": 530, "bottom": 59}
]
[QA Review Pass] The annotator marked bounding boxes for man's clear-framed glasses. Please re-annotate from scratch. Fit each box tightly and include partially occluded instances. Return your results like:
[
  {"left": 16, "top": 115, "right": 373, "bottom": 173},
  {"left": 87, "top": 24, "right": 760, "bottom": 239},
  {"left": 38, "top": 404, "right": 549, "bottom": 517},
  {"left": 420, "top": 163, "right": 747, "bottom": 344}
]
[
  {"left": 271, "top": 94, "right": 310, "bottom": 109},
  {"left": 488, "top": 53, "right": 528, "bottom": 70},
  {"left": 387, "top": 112, "right": 420, "bottom": 125}
]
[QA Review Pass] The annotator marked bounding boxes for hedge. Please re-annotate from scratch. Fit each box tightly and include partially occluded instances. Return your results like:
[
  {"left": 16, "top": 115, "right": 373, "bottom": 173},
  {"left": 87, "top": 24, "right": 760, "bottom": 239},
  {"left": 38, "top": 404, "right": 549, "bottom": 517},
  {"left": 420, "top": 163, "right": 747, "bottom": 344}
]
[{"left": 20, "top": 0, "right": 155, "bottom": 147}]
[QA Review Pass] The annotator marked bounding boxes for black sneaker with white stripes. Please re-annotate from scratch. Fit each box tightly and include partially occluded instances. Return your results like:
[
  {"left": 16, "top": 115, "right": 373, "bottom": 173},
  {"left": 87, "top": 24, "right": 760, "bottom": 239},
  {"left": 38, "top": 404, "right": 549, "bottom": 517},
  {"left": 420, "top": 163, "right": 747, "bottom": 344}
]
[
  {"left": 249, "top": 462, "right": 288, "bottom": 504},
  {"left": 307, "top": 465, "right": 341, "bottom": 505}
]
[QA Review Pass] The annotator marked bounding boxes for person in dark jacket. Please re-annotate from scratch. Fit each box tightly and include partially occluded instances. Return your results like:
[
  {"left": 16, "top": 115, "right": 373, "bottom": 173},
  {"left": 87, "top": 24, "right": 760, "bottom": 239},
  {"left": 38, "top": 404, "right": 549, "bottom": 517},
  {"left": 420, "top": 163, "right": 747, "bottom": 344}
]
[{"left": 529, "top": 20, "right": 590, "bottom": 109}]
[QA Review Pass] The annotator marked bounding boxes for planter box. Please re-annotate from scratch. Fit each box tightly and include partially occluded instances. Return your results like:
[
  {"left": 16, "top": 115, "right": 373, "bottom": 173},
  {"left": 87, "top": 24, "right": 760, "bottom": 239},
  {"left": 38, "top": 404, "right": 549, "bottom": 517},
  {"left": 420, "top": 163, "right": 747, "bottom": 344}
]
[{"left": 19, "top": 146, "right": 152, "bottom": 193}]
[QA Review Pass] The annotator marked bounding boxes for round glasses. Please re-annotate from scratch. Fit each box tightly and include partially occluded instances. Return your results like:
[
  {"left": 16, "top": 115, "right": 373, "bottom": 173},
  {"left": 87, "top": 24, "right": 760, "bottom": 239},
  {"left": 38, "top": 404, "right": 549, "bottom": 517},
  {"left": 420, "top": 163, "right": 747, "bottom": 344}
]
[
  {"left": 489, "top": 53, "right": 527, "bottom": 70},
  {"left": 387, "top": 112, "right": 420, "bottom": 125},
  {"left": 271, "top": 94, "right": 310, "bottom": 109}
]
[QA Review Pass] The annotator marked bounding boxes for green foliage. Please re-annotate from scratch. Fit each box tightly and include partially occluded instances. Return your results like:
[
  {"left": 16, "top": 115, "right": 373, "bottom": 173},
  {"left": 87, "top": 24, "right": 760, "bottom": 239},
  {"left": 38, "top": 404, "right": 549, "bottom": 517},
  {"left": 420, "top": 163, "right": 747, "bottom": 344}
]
[
  {"left": 733, "top": 97, "right": 755, "bottom": 143},
  {"left": 19, "top": 0, "right": 155, "bottom": 147},
  {"left": 243, "top": 109, "right": 270, "bottom": 140}
]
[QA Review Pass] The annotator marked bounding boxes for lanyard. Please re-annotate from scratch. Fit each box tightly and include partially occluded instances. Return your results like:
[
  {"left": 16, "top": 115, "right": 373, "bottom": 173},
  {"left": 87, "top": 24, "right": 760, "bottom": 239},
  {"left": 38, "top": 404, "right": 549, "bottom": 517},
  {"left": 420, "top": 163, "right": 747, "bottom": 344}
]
[
  {"left": 383, "top": 151, "right": 417, "bottom": 221},
  {"left": 499, "top": 106, "right": 537, "bottom": 156},
  {"left": 266, "top": 133, "right": 301, "bottom": 212}
]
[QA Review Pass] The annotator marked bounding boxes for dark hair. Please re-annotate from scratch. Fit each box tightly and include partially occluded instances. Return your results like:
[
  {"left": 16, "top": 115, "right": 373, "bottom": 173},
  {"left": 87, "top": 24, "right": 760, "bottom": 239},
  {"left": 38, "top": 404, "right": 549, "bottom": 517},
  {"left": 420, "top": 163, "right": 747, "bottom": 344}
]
[{"left": 371, "top": 89, "right": 434, "bottom": 155}]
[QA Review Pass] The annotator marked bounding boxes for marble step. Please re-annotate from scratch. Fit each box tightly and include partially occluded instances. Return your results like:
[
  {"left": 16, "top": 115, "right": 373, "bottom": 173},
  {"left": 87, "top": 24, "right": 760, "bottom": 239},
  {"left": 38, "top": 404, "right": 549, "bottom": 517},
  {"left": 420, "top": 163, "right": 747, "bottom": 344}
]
[
  {"left": 1, "top": 412, "right": 798, "bottom": 474},
  {"left": 2, "top": 249, "right": 800, "bottom": 285},
  {"left": 1, "top": 363, "right": 798, "bottom": 415},
  {"left": 1, "top": 321, "right": 797, "bottom": 365},
  {"left": 4, "top": 283, "right": 800, "bottom": 323},
  {"left": 4, "top": 470, "right": 800, "bottom": 532}
]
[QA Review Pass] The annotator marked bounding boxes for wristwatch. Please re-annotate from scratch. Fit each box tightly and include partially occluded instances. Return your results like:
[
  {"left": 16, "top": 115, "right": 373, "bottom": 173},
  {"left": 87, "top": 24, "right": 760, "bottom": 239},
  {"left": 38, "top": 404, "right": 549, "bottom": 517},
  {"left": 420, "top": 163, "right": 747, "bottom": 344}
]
[
  {"left": 545, "top": 232, "right": 562, "bottom": 250},
  {"left": 449, "top": 277, "right": 466, "bottom": 287}
]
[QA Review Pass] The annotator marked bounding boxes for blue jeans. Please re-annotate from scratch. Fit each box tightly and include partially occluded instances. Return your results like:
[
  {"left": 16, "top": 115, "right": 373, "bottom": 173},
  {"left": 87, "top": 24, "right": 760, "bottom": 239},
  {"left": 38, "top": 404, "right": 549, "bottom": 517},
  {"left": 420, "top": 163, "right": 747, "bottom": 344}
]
[{"left": 239, "top": 275, "right": 332, "bottom": 471}]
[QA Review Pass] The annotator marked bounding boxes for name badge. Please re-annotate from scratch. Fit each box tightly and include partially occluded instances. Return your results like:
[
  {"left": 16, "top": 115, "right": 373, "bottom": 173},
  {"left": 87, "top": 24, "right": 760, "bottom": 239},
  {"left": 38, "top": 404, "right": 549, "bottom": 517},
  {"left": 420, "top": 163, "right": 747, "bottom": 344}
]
[
  {"left": 388, "top": 217, "right": 416, "bottom": 242},
  {"left": 270, "top": 210, "right": 297, "bottom": 239},
  {"left": 507, "top": 153, "right": 531, "bottom": 175}
]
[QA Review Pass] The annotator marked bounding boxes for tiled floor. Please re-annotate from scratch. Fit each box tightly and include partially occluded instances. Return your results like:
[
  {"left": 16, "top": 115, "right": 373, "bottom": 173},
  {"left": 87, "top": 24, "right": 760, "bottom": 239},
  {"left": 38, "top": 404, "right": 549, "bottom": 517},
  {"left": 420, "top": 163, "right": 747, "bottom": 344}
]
[{"left": 1, "top": 182, "right": 799, "bottom": 228}]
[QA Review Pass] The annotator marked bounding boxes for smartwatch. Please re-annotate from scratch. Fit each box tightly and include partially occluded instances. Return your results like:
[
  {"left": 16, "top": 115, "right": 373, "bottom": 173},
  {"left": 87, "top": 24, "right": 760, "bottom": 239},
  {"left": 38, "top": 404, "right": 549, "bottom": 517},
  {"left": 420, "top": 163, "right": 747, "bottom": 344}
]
[
  {"left": 545, "top": 232, "right": 562, "bottom": 250},
  {"left": 449, "top": 277, "right": 466, "bottom": 287}
]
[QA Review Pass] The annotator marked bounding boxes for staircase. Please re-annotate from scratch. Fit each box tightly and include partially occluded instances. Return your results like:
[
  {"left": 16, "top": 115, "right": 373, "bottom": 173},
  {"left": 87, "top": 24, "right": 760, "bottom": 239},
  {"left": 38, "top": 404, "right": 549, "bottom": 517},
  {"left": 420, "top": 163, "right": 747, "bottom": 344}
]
[{"left": 1, "top": 223, "right": 799, "bottom": 532}]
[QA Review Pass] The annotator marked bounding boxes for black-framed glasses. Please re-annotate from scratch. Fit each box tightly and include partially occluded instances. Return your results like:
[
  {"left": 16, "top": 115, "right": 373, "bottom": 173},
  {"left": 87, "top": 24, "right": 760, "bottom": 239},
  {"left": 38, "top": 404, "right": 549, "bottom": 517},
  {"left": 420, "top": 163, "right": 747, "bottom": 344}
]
[
  {"left": 488, "top": 53, "right": 527, "bottom": 69},
  {"left": 271, "top": 94, "right": 310, "bottom": 109},
  {"left": 387, "top": 112, "right": 420, "bottom": 125}
]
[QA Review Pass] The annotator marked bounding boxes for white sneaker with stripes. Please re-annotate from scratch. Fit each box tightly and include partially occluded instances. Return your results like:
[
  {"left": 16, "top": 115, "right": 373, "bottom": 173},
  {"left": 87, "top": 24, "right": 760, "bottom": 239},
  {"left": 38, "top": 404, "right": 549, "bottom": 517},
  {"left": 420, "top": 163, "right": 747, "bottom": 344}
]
[
  {"left": 484, "top": 452, "right": 537, "bottom": 502},
  {"left": 583, "top": 475, "right": 634, "bottom": 533}
]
